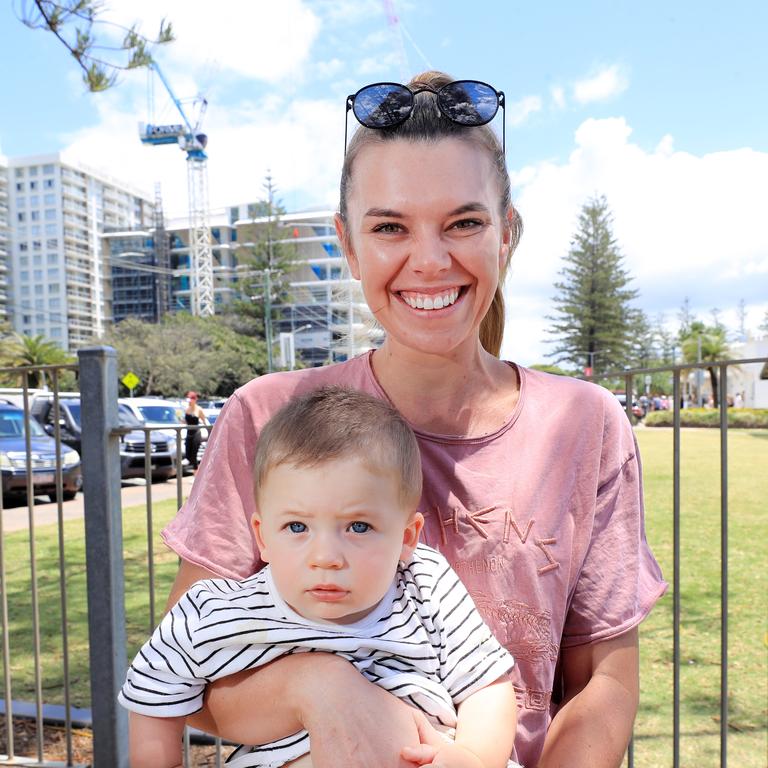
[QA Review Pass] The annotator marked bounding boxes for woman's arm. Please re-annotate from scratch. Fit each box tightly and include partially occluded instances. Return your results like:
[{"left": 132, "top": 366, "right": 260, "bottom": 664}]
[
  {"left": 129, "top": 712, "right": 185, "bottom": 768},
  {"left": 168, "top": 559, "right": 435, "bottom": 768},
  {"left": 537, "top": 629, "right": 639, "bottom": 768}
]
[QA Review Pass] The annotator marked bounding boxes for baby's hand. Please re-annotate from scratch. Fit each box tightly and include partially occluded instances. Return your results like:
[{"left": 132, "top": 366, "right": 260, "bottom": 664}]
[{"left": 401, "top": 742, "right": 484, "bottom": 768}]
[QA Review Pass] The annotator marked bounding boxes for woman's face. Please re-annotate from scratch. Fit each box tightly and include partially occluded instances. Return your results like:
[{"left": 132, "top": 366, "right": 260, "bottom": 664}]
[{"left": 337, "top": 138, "right": 511, "bottom": 358}]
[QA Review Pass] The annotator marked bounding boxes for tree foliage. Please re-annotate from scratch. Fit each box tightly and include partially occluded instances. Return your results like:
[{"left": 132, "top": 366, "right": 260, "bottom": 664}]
[
  {"left": 679, "top": 318, "right": 730, "bottom": 407},
  {"left": 546, "top": 196, "right": 639, "bottom": 375},
  {"left": 104, "top": 314, "right": 268, "bottom": 397},
  {"left": 17, "top": 0, "right": 173, "bottom": 91},
  {"left": 0, "top": 333, "right": 75, "bottom": 388}
]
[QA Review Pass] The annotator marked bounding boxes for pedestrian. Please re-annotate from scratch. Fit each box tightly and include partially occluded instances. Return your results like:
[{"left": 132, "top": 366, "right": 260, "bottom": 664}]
[
  {"left": 159, "top": 71, "right": 666, "bottom": 767},
  {"left": 182, "top": 391, "right": 207, "bottom": 473},
  {"left": 123, "top": 387, "right": 520, "bottom": 768}
]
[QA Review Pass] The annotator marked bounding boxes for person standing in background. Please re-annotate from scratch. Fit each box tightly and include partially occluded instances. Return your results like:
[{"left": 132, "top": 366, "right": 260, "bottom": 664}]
[{"left": 183, "top": 391, "right": 208, "bottom": 473}]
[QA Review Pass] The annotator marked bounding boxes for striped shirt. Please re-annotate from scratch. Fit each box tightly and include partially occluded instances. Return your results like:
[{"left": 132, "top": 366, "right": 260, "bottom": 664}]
[{"left": 119, "top": 544, "right": 515, "bottom": 767}]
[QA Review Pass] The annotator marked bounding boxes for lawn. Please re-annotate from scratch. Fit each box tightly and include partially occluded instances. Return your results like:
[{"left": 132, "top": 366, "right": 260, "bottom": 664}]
[{"left": 0, "top": 429, "right": 765, "bottom": 767}]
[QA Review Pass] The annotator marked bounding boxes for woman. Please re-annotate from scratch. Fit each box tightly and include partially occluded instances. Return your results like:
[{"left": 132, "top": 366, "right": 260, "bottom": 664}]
[
  {"left": 161, "top": 72, "right": 666, "bottom": 768},
  {"left": 182, "top": 391, "right": 207, "bottom": 472}
]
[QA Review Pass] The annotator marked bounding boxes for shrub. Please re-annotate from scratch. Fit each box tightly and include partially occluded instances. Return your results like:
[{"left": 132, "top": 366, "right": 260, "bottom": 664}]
[{"left": 644, "top": 408, "right": 768, "bottom": 428}]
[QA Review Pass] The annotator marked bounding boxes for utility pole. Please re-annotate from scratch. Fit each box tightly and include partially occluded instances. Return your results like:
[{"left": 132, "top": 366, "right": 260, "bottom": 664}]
[{"left": 264, "top": 173, "right": 277, "bottom": 373}]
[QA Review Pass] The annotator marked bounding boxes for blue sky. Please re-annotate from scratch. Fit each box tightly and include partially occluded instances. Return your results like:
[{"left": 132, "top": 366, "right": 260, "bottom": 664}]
[{"left": 1, "top": 0, "right": 766, "bottom": 363}]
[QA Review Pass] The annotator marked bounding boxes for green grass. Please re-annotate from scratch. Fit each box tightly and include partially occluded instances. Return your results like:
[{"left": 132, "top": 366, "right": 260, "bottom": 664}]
[
  {"left": 0, "top": 498, "right": 181, "bottom": 708},
  {"left": 634, "top": 429, "right": 767, "bottom": 767},
  {"left": 0, "top": 431, "right": 766, "bottom": 767}
]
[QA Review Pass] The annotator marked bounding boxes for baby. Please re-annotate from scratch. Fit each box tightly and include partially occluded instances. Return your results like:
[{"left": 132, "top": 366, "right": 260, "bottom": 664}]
[{"left": 120, "top": 386, "right": 519, "bottom": 768}]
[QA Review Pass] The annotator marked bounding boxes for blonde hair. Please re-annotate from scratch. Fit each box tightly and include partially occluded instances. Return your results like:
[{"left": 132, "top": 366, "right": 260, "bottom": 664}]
[
  {"left": 253, "top": 386, "right": 422, "bottom": 508},
  {"left": 339, "top": 70, "right": 522, "bottom": 356}
]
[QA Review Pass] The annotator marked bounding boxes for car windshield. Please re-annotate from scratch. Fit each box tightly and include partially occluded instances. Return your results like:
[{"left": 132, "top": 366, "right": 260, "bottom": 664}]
[
  {"left": 138, "top": 405, "right": 179, "bottom": 424},
  {"left": 0, "top": 410, "right": 47, "bottom": 438},
  {"left": 58, "top": 401, "right": 141, "bottom": 429}
]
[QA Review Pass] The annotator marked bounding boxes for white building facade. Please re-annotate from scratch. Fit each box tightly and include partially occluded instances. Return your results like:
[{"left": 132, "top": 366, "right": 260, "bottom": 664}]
[
  {"left": 0, "top": 157, "right": 9, "bottom": 324},
  {"left": 7, "top": 153, "right": 153, "bottom": 350}
]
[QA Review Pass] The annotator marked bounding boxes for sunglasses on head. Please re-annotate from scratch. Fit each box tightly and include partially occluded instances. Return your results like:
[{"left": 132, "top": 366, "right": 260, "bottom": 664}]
[{"left": 344, "top": 80, "right": 505, "bottom": 155}]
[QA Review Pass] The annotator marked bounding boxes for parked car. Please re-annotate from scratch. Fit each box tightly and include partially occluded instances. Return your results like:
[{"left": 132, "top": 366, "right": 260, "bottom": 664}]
[
  {"left": 0, "top": 401, "right": 82, "bottom": 501},
  {"left": 31, "top": 396, "right": 178, "bottom": 483},
  {"left": 197, "top": 399, "right": 227, "bottom": 426},
  {"left": 613, "top": 392, "right": 644, "bottom": 420}
]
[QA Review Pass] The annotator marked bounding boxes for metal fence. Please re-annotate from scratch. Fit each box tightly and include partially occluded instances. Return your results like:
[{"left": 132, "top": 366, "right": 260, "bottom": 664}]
[{"left": 0, "top": 347, "right": 765, "bottom": 767}]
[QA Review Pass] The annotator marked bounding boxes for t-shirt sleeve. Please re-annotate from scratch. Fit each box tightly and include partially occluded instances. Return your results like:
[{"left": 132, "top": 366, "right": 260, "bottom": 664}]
[
  {"left": 161, "top": 392, "right": 261, "bottom": 579},
  {"left": 118, "top": 590, "right": 207, "bottom": 717},
  {"left": 429, "top": 553, "right": 515, "bottom": 705},
  {"left": 562, "top": 403, "right": 667, "bottom": 647}
]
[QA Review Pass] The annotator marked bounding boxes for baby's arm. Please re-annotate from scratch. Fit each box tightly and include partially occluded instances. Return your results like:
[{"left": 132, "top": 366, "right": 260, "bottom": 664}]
[
  {"left": 129, "top": 711, "right": 186, "bottom": 768},
  {"left": 402, "top": 678, "right": 518, "bottom": 768}
]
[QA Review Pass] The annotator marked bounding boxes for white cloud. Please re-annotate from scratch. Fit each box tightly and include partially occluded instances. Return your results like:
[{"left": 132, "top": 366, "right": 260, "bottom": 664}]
[
  {"left": 502, "top": 117, "right": 768, "bottom": 365},
  {"left": 551, "top": 86, "right": 566, "bottom": 110},
  {"left": 100, "top": 0, "right": 321, "bottom": 82},
  {"left": 507, "top": 95, "right": 543, "bottom": 127},
  {"left": 572, "top": 65, "right": 629, "bottom": 104}
]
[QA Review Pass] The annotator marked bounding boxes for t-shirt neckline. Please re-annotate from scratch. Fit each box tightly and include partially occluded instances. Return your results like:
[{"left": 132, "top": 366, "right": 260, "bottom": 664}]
[{"left": 360, "top": 350, "right": 526, "bottom": 445}]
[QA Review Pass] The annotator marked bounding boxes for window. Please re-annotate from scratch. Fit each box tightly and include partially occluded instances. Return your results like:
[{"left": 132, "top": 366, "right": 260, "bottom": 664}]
[
  {"left": 46, "top": 238, "right": 58, "bottom": 249},
  {"left": 30, "top": 195, "right": 39, "bottom": 207},
  {"left": 44, "top": 194, "right": 56, "bottom": 205},
  {"left": 45, "top": 224, "right": 57, "bottom": 235},
  {"left": 47, "top": 252, "right": 58, "bottom": 263},
  {"left": 35, "top": 286, "right": 44, "bottom": 296},
  {"left": 30, "top": 211, "right": 40, "bottom": 221},
  {"left": 15, "top": 168, "right": 24, "bottom": 178},
  {"left": 29, "top": 180, "right": 38, "bottom": 190},
  {"left": 19, "top": 256, "right": 29, "bottom": 267},
  {"left": 43, "top": 164, "right": 54, "bottom": 174},
  {"left": 21, "top": 285, "right": 30, "bottom": 296},
  {"left": 17, "top": 212, "right": 25, "bottom": 222},
  {"left": 20, "top": 270, "right": 29, "bottom": 281},
  {"left": 49, "top": 297, "right": 60, "bottom": 310},
  {"left": 48, "top": 267, "right": 59, "bottom": 279},
  {"left": 49, "top": 284, "right": 59, "bottom": 294},
  {"left": 29, "top": 166, "right": 38, "bottom": 176},
  {"left": 15, "top": 182, "right": 24, "bottom": 192},
  {"left": 32, "top": 240, "right": 41, "bottom": 250},
  {"left": 31, "top": 225, "right": 41, "bottom": 235},
  {"left": 19, "top": 242, "right": 28, "bottom": 252},
  {"left": 16, "top": 196, "right": 26, "bottom": 208},
  {"left": 34, "top": 269, "right": 43, "bottom": 281},
  {"left": 45, "top": 209, "right": 56, "bottom": 220},
  {"left": 44, "top": 178, "right": 55, "bottom": 189},
  {"left": 50, "top": 327, "right": 62, "bottom": 338},
  {"left": 33, "top": 254, "right": 42, "bottom": 266}
]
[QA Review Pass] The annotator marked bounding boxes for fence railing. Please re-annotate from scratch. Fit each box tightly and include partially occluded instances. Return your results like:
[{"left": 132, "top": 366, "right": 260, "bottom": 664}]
[{"left": 0, "top": 348, "right": 765, "bottom": 767}]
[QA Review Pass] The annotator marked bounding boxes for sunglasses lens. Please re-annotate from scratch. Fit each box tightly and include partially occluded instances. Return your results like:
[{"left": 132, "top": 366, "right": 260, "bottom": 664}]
[
  {"left": 352, "top": 84, "right": 413, "bottom": 128},
  {"left": 439, "top": 81, "right": 499, "bottom": 126}
]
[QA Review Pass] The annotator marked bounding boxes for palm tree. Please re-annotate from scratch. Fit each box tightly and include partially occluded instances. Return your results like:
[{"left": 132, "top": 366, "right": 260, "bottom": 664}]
[
  {"left": 6, "top": 334, "right": 73, "bottom": 388},
  {"left": 680, "top": 322, "right": 730, "bottom": 406}
]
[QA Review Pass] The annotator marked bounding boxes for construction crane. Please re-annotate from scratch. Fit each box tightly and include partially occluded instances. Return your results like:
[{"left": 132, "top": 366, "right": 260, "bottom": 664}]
[{"left": 139, "top": 62, "right": 214, "bottom": 316}]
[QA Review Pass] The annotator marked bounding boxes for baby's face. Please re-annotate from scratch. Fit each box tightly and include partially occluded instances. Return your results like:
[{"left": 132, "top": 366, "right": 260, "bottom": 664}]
[{"left": 253, "top": 457, "right": 422, "bottom": 624}]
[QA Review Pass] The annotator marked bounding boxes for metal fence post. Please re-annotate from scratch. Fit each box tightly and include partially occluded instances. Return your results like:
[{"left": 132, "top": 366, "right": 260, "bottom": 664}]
[{"left": 78, "top": 346, "right": 129, "bottom": 767}]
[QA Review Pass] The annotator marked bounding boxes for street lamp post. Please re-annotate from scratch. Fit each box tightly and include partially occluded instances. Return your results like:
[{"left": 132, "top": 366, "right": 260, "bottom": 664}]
[{"left": 279, "top": 323, "right": 312, "bottom": 370}]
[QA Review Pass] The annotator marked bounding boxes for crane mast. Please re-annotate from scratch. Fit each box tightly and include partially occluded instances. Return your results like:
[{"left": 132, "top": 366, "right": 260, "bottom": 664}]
[{"left": 140, "top": 63, "right": 214, "bottom": 316}]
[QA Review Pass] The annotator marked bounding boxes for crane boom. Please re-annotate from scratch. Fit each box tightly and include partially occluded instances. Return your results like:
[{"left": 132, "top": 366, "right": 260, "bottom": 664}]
[{"left": 140, "top": 62, "right": 214, "bottom": 316}]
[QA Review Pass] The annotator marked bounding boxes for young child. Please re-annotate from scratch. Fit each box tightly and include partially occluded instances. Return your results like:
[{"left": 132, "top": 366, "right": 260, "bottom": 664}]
[{"left": 120, "top": 387, "right": 519, "bottom": 768}]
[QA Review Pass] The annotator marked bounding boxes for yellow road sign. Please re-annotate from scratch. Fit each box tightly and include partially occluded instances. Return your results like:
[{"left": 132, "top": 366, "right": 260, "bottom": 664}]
[{"left": 122, "top": 372, "right": 140, "bottom": 391}]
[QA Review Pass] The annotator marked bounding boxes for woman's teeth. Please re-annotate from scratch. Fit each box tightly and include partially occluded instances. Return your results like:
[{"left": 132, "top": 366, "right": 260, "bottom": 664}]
[{"left": 401, "top": 289, "right": 459, "bottom": 310}]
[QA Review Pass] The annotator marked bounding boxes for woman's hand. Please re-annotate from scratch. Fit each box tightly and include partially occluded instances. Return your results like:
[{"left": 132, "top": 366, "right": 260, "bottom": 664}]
[
  {"left": 296, "top": 655, "right": 440, "bottom": 768},
  {"left": 402, "top": 743, "right": 484, "bottom": 768}
]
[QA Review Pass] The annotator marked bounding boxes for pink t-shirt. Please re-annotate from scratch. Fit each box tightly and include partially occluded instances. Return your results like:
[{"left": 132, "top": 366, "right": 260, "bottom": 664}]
[{"left": 162, "top": 352, "right": 667, "bottom": 767}]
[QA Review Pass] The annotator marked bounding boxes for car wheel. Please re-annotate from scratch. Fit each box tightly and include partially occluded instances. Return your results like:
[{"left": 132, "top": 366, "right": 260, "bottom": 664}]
[
  {"left": 152, "top": 472, "right": 172, "bottom": 483},
  {"left": 48, "top": 489, "right": 78, "bottom": 503}
]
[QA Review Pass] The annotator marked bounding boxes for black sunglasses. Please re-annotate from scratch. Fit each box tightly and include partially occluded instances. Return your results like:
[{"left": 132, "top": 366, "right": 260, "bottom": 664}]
[{"left": 344, "top": 80, "right": 505, "bottom": 155}]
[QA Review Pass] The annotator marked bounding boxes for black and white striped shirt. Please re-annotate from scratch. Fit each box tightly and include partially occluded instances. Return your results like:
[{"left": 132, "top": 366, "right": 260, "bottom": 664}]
[{"left": 119, "top": 544, "right": 514, "bottom": 767}]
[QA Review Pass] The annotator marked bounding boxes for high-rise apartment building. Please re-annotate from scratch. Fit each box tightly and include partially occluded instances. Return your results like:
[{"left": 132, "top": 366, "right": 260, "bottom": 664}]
[
  {"left": 0, "top": 157, "right": 9, "bottom": 324},
  {"left": 7, "top": 153, "right": 153, "bottom": 349}
]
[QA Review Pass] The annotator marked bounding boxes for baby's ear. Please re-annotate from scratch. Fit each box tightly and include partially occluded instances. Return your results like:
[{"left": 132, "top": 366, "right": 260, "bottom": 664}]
[
  {"left": 400, "top": 512, "right": 424, "bottom": 561},
  {"left": 251, "top": 516, "right": 270, "bottom": 562}
]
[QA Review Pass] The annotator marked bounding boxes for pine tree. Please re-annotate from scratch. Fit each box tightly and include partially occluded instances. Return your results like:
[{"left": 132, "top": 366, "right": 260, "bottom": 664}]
[{"left": 546, "top": 196, "right": 639, "bottom": 374}]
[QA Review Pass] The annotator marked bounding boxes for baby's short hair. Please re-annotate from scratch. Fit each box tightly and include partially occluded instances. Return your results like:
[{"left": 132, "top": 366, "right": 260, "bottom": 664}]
[{"left": 253, "top": 386, "right": 423, "bottom": 508}]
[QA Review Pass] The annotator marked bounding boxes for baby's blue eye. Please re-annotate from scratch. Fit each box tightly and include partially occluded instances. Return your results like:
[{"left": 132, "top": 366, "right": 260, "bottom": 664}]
[
  {"left": 349, "top": 521, "right": 370, "bottom": 534},
  {"left": 288, "top": 522, "right": 307, "bottom": 533}
]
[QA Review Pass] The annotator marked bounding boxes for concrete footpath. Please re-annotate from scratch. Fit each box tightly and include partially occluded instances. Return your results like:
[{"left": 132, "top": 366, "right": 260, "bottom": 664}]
[{"left": 1, "top": 474, "right": 196, "bottom": 532}]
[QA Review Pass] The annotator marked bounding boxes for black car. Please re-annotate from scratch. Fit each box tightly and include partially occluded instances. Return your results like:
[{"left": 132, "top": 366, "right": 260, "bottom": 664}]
[
  {"left": 0, "top": 402, "right": 82, "bottom": 501},
  {"left": 31, "top": 396, "right": 178, "bottom": 483}
]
